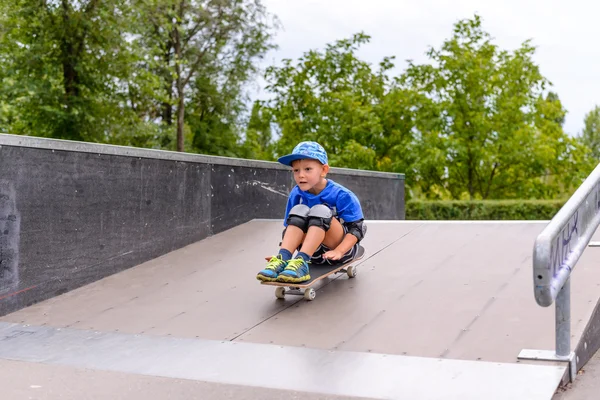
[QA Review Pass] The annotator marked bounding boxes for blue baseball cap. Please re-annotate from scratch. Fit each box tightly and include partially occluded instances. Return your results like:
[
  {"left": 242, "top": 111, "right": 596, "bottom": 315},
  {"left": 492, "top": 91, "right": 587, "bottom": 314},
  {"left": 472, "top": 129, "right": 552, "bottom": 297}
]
[{"left": 278, "top": 141, "right": 329, "bottom": 166}]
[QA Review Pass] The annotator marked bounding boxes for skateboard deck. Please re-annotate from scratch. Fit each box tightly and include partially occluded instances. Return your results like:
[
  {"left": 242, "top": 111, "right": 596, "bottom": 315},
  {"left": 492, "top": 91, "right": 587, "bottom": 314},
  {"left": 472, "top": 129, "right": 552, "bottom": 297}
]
[{"left": 261, "top": 245, "right": 365, "bottom": 301}]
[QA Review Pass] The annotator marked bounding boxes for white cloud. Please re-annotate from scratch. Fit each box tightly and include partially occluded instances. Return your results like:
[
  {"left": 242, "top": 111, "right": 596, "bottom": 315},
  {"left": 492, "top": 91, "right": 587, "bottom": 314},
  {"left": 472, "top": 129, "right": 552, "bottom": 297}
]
[{"left": 254, "top": 0, "right": 600, "bottom": 136}]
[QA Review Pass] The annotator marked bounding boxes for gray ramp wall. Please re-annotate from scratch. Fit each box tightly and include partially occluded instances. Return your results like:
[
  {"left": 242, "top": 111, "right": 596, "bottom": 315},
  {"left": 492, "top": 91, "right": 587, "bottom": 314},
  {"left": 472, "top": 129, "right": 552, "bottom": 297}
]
[{"left": 0, "top": 134, "right": 404, "bottom": 316}]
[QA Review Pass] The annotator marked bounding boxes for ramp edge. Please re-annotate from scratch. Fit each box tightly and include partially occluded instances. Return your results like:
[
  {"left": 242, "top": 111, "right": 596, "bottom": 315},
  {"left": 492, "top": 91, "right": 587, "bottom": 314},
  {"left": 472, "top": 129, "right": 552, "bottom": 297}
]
[{"left": 0, "top": 322, "right": 565, "bottom": 400}]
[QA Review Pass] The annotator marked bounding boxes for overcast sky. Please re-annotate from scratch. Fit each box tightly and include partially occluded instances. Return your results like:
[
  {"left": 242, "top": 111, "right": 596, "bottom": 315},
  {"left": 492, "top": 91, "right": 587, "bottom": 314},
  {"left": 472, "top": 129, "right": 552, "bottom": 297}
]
[{"left": 252, "top": 0, "right": 600, "bottom": 137}]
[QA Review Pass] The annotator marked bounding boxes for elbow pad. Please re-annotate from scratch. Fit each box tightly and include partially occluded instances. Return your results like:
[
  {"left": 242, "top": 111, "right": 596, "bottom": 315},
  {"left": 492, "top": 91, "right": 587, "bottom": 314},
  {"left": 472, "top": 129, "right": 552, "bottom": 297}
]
[{"left": 345, "top": 219, "right": 367, "bottom": 242}]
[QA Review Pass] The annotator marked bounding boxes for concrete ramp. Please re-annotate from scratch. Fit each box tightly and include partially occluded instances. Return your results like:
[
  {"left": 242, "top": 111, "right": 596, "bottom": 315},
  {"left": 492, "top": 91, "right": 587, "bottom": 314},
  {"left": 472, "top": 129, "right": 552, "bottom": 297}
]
[
  {"left": 0, "top": 321, "right": 563, "bottom": 400},
  {"left": 3, "top": 220, "right": 600, "bottom": 399}
]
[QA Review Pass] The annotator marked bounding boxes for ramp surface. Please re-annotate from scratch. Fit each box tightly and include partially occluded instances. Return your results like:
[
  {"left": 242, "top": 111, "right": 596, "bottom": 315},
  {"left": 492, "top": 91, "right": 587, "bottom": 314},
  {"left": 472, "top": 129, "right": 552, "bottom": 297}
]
[
  {"left": 0, "top": 321, "right": 564, "bottom": 400},
  {"left": 0, "top": 358, "right": 370, "bottom": 400},
  {"left": 3, "top": 220, "right": 600, "bottom": 399}
]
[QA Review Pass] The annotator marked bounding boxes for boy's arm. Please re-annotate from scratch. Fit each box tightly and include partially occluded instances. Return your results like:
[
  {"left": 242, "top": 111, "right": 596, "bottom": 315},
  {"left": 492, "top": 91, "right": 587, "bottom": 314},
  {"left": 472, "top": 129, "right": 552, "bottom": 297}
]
[
  {"left": 324, "top": 220, "right": 363, "bottom": 260},
  {"left": 336, "top": 191, "right": 366, "bottom": 242},
  {"left": 335, "top": 218, "right": 366, "bottom": 249},
  {"left": 334, "top": 230, "right": 358, "bottom": 254},
  {"left": 325, "top": 191, "right": 366, "bottom": 259}
]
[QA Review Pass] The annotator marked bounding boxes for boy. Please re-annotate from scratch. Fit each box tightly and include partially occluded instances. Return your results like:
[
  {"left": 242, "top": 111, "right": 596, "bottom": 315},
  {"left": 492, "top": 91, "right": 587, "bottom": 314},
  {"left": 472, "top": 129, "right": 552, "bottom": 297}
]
[{"left": 256, "top": 141, "right": 367, "bottom": 283}]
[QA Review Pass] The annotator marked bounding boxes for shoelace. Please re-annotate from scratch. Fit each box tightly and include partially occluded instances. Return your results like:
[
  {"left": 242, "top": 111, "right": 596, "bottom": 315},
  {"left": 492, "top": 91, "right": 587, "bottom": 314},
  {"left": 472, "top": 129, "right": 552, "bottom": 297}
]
[
  {"left": 286, "top": 258, "right": 304, "bottom": 271},
  {"left": 267, "top": 257, "right": 285, "bottom": 270}
]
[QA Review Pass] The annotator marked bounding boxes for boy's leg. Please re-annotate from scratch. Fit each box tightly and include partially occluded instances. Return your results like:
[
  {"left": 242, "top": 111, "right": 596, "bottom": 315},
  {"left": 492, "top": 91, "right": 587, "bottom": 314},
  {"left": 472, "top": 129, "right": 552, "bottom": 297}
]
[
  {"left": 308, "top": 218, "right": 355, "bottom": 265},
  {"left": 299, "top": 216, "right": 344, "bottom": 256},
  {"left": 321, "top": 217, "right": 345, "bottom": 249},
  {"left": 278, "top": 205, "right": 344, "bottom": 282},
  {"left": 280, "top": 225, "right": 306, "bottom": 254},
  {"left": 256, "top": 205, "right": 310, "bottom": 282}
]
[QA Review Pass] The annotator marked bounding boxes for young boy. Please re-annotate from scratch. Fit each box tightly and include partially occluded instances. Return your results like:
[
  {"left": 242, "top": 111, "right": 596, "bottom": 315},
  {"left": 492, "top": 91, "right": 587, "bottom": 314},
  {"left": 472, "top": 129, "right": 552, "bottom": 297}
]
[{"left": 256, "top": 141, "right": 367, "bottom": 283}]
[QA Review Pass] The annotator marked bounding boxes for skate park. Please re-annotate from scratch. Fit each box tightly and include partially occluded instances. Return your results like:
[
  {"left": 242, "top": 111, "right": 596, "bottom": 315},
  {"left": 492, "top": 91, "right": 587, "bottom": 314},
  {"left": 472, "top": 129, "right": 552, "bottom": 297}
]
[{"left": 2, "top": 133, "right": 600, "bottom": 399}]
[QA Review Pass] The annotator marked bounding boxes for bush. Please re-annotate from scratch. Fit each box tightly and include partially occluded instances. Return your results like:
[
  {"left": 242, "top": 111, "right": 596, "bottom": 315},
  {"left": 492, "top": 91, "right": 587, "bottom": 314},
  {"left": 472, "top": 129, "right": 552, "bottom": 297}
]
[{"left": 406, "top": 200, "right": 566, "bottom": 220}]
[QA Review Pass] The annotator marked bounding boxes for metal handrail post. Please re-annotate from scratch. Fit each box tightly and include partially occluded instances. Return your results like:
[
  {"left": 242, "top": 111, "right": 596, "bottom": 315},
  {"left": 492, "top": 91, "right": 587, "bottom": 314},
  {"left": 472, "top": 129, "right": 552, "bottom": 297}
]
[{"left": 555, "top": 278, "right": 571, "bottom": 358}]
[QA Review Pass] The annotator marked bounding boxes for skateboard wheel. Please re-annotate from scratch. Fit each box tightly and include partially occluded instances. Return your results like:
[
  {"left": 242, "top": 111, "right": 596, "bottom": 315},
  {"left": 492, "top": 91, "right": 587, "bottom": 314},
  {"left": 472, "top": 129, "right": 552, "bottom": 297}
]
[
  {"left": 347, "top": 265, "right": 357, "bottom": 278},
  {"left": 275, "top": 287, "right": 286, "bottom": 299},
  {"left": 304, "top": 288, "right": 316, "bottom": 301}
]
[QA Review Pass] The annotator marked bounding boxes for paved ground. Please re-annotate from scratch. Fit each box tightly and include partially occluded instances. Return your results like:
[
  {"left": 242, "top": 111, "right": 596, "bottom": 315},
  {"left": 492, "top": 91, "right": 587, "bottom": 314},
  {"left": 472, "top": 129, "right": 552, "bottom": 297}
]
[
  {"left": 2, "top": 219, "right": 600, "bottom": 399},
  {"left": 0, "top": 359, "right": 372, "bottom": 400}
]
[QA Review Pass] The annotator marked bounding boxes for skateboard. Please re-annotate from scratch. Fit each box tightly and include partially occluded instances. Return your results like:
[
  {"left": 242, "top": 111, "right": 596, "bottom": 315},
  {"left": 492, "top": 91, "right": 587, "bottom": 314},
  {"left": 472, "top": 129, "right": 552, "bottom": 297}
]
[{"left": 260, "top": 245, "right": 365, "bottom": 301}]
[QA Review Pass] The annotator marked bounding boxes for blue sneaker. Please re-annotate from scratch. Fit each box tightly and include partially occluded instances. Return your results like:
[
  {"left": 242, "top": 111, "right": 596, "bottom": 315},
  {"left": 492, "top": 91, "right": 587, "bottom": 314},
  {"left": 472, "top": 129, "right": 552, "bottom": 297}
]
[
  {"left": 257, "top": 255, "right": 288, "bottom": 282},
  {"left": 277, "top": 258, "right": 311, "bottom": 283}
]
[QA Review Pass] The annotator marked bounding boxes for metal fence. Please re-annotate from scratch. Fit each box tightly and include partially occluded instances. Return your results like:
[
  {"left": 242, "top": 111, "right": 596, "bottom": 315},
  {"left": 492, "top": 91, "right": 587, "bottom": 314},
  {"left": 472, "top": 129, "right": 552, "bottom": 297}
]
[{"left": 519, "top": 162, "right": 600, "bottom": 382}]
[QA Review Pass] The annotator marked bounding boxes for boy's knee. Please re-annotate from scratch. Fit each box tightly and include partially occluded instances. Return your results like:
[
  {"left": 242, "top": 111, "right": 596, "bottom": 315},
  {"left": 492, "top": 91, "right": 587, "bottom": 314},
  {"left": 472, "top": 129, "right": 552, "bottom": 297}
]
[
  {"left": 286, "top": 204, "right": 310, "bottom": 232},
  {"left": 307, "top": 204, "right": 333, "bottom": 231}
]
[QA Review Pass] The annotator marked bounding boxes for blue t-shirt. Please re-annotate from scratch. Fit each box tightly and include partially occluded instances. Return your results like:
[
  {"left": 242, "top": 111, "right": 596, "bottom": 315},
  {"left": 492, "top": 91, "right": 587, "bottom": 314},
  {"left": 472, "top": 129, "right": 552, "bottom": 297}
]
[{"left": 283, "top": 179, "right": 364, "bottom": 226}]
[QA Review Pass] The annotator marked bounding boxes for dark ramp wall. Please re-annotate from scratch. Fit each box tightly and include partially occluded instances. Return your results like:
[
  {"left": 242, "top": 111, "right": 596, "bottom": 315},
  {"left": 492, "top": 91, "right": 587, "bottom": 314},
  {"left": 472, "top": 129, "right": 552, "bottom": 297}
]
[{"left": 0, "top": 134, "right": 405, "bottom": 316}]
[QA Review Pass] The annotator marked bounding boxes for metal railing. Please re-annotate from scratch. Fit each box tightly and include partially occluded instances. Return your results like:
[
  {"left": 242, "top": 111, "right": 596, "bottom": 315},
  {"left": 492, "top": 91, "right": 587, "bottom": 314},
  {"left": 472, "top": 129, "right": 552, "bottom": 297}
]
[{"left": 519, "top": 162, "right": 600, "bottom": 381}]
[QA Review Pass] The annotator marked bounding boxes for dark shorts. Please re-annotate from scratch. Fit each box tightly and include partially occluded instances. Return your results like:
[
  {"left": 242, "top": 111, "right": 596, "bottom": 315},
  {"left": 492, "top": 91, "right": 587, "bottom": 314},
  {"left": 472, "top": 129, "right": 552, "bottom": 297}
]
[{"left": 299, "top": 222, "right": 359, "bottom": 266}]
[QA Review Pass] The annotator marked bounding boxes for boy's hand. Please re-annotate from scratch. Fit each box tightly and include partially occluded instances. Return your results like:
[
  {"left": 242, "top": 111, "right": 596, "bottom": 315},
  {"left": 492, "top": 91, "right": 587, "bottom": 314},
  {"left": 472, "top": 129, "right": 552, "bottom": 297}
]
[{"left": 323, "top": 249, "right": 344, "bottom": 261}]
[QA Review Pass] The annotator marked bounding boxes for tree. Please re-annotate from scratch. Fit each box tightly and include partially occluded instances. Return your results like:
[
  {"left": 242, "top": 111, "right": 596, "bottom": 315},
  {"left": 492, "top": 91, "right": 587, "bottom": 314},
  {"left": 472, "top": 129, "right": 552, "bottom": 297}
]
[
  {"left": 579, "top": 106, "right": 600, "bottom": 160},
  {"left": 138, "top": 0, "right": 277, "bottom": 152},
  {"left": 260, "top": 33, "right": 418, "bottom": 181},
  {"left": 0, "top": 0, "right": 157, "bottom": 143},
  {"left": 401, "top": 15, "right": 591, "bottom": 199},
  {"left": 238, "top": 100, "right": 275, "bottom": 160},
  {"left": 0, "top": 0, "right": 277, "bottom": 155}
]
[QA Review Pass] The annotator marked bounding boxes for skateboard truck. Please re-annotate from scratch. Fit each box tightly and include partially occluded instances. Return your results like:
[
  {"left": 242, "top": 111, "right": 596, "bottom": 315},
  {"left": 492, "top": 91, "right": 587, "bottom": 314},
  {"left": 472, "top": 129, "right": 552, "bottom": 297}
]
[
  {"left": 275, "top": 286, "right": 316, "bottom": 301},
  {"left": 273, "top": 265, "right": 358, "bottom": 301}
]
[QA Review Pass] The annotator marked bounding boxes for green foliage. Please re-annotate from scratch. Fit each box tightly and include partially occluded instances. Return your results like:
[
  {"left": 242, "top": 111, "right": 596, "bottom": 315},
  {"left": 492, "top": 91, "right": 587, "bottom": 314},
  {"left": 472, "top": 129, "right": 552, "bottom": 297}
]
[
  {"left": 579, "top": 105, "right": 600, "bottom": 160},
  {"left": 400, "top": 15, "right": 592, "bottom": 200},
  {"left": 406, "top": 199, "right": 565, "bottom": 220},
  {"left": 0, "top": 0, "right": 160, "bottom": 144},
  {"left": 257, "top": 14, "right": 595, "bottom": 201},
  {"left": 0, "top": 0, "right": 278, "bottom": 155},
  {"left": 259, "top": 32, "right": 418, "bottom": 182},
  {"left": 238, "top": 100, "right": 275, "bottom": 160},
  {"left": 136, "top": 0, "right": 278, "bottom": 152}
]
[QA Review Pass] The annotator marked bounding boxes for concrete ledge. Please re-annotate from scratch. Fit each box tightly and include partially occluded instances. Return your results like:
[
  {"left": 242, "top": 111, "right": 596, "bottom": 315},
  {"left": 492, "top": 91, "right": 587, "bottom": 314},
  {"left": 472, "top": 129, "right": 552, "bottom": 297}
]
[
  {"left": 0, "top": 133, "right": 404, "bottom": 180},
  {"left": 253, "top": 219, "right": 552, "bottom": 224},
  {"left": 0, "top": 322, "right": 565, "bottom": 400},
  {"left": 0, "top": 358, "right": 371, "bottom": 400}
]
